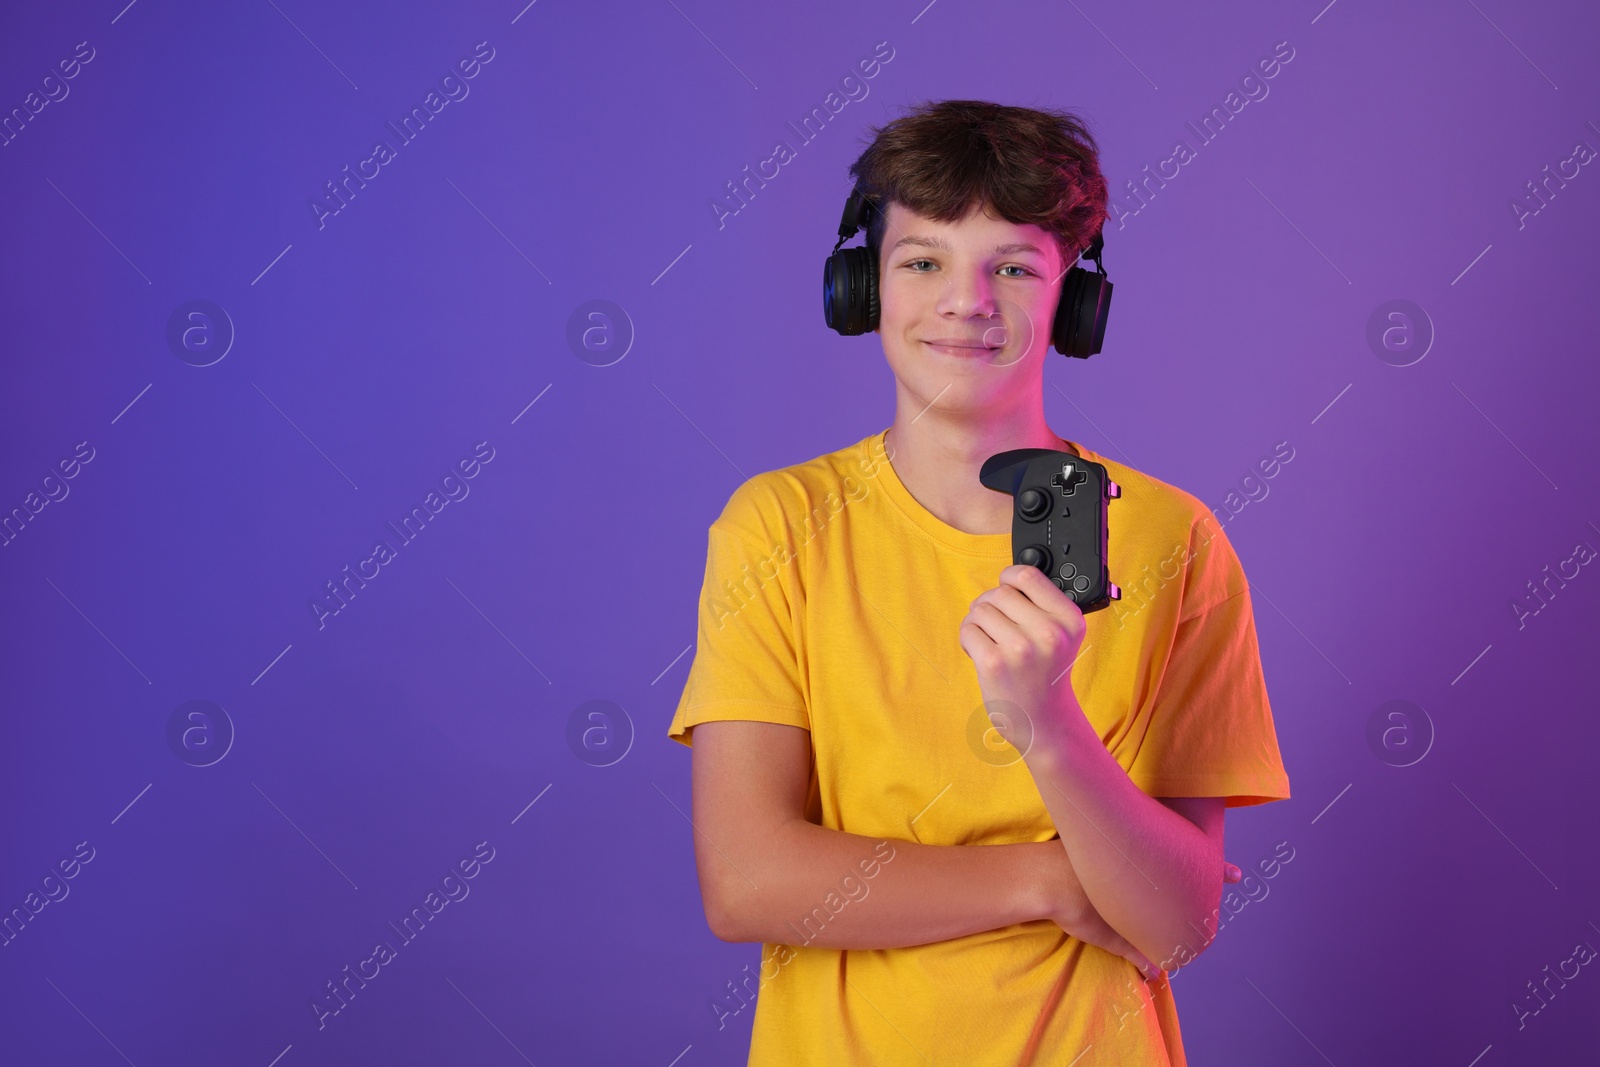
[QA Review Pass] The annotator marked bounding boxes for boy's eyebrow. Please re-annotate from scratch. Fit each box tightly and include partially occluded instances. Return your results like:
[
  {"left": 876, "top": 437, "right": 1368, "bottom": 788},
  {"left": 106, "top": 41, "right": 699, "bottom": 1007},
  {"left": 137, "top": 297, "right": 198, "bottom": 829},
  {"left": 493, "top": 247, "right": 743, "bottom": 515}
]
[{"left": 890, "top": 234, "right": 1046, "bottom": 256}]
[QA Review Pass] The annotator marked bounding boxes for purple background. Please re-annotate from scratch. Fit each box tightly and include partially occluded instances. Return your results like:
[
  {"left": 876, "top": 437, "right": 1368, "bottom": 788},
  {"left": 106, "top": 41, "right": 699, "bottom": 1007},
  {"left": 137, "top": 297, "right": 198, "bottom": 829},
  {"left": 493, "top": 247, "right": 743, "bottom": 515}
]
[{"left": 2, "top": 0, "right": 1597, "bottom": 1063}]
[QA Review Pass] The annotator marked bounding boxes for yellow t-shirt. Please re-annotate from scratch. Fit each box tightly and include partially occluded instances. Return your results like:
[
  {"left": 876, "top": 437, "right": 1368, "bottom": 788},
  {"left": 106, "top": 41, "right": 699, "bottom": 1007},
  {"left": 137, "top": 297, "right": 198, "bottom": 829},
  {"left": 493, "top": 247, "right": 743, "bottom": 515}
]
[{"left": 668, "top": 428, "right": 1291, "bottom": 1066}]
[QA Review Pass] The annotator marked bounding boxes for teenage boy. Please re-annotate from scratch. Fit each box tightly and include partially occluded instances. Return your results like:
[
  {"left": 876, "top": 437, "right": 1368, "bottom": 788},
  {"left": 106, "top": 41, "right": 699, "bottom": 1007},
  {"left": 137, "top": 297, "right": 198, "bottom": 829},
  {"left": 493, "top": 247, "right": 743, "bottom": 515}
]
[{"left": 669, "top": 99, "right": 1290, "bottom": 1066}]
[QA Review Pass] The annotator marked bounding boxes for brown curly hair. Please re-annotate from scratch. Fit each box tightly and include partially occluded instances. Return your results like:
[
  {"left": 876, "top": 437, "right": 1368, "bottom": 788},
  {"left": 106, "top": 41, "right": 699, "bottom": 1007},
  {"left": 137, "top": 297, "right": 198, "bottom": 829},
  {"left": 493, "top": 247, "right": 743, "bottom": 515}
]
[{"left": 847, "top": 99, "right": 1109, "bottom": 276}]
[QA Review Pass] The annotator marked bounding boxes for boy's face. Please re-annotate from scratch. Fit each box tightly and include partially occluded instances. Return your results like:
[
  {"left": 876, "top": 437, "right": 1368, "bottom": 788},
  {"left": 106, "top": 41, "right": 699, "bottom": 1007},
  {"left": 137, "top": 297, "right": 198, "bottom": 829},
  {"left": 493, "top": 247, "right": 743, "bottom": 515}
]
[{"left": 875, "top": 199, "right": 1066, "bottom": 417}]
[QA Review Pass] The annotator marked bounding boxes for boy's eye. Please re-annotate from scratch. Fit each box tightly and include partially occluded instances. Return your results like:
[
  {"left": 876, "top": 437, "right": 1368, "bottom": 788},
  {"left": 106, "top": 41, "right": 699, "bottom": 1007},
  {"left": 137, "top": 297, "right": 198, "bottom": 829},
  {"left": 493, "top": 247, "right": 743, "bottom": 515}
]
[{"left": 903, "top": 259, "right": 1034, "bottom": 277}]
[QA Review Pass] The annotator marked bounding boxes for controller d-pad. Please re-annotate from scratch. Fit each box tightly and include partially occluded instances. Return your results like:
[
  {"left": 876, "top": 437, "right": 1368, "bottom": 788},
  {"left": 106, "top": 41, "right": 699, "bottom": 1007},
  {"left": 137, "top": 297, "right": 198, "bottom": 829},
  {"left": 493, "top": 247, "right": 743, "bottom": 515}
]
[{"left": 1050, "top": 462, "right": 1087, "bottom": 497}]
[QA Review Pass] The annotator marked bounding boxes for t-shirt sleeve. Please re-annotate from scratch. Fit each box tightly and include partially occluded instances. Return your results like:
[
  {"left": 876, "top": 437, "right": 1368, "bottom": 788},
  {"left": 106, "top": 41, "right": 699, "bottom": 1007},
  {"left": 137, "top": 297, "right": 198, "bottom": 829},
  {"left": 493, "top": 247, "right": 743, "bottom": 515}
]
[
  {"left": 1126, "top": 511, "right": 1291, "bottom": 807},
  {"left": 667, "top": 487, "right": 810, "bottom": 748}
]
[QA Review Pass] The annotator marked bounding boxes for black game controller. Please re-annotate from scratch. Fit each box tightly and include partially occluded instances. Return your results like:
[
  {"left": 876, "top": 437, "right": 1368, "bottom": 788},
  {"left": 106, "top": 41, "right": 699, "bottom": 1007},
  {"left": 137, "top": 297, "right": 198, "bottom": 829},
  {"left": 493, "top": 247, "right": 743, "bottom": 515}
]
[{"left": 979, "top": 449, "right": 1122, "bottom": 613}]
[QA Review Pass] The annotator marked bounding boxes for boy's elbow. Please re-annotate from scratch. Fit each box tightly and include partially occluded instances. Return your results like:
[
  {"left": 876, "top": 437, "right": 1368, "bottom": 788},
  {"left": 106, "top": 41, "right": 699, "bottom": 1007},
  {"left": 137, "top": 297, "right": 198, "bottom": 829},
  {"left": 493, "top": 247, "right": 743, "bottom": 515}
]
[
  {"left": 707, "top": 901, "right": 744, "bottom": 942},
  {"left": 704, "top": 880, "right": 758, "bottom": 943},
  {"left": 1141, "top": 927, "right": 1206, "bottom": 974},
  {"left": 1150, "top": 888, "right": 1225, "bottom": 970}
]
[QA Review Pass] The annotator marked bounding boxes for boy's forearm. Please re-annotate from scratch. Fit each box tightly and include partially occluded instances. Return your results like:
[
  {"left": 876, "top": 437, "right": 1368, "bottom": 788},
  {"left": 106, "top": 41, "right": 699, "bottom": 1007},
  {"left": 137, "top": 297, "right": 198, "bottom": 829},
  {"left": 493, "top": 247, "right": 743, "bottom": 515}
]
[
  {"left": 719, "top": 820, "right": 1063, "bottom": 950},
  {"left": 1023, "top": 707, "right": 1222, "bottom": 968}
]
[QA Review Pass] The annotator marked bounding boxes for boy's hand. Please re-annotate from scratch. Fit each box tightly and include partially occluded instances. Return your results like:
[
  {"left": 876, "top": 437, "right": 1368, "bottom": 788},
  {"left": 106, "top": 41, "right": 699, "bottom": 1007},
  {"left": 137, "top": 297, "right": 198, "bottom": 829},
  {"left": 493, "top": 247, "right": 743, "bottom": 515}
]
[{"left": 960, "top": 565, "right": 1089, "bottom": 750}]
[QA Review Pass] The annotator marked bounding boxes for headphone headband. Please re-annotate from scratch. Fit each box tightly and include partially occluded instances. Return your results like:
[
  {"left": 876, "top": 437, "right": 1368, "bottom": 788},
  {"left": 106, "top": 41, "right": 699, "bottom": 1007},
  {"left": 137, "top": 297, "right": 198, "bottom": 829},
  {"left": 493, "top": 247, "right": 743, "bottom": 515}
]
[{"left": 835, "top": 186, "right": 873, "bottom": 244}]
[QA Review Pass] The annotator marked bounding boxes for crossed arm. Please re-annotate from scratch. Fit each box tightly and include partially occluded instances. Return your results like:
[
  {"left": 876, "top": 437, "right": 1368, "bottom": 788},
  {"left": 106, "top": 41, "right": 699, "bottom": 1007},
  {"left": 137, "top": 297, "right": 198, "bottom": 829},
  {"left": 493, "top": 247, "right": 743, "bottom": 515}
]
[
  {"left": 1021, "top": 707, "right": 1226, "bottom": 971},
  {"left": 687, "top": 719, "right": 1230, "bottom": 977}
]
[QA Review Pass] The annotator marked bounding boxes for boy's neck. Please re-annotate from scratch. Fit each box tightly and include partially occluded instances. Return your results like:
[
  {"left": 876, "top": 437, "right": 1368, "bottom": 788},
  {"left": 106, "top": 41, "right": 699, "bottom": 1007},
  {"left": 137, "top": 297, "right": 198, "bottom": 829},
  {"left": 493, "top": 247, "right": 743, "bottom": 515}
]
[{"left": 884, "top": 408, "right": 1073, "bottom": 537}]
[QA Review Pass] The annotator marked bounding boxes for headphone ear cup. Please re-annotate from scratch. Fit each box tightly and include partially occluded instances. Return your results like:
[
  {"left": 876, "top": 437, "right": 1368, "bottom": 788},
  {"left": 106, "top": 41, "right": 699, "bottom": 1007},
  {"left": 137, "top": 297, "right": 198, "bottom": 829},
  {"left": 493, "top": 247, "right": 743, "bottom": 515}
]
[
  {"left": 1052, "top": 266, "right": 1114, "bottom": 358},
  {"left": 863, "top": 246, "right": 880, "bottom": 332},
  {"left": 824, "top": 246, "right": 880, "bottom": 335}
]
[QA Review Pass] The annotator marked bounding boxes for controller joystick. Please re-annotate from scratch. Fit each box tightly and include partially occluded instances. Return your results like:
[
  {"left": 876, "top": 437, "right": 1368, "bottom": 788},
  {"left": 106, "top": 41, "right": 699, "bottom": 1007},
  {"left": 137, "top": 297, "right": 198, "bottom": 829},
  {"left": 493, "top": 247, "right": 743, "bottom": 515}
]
[
  {"left": 1018, "top": 543, "right": 1050, "bottom": 571},
  {"left": 1017, "top": 487, "right": 1051, "bottom": 521}
]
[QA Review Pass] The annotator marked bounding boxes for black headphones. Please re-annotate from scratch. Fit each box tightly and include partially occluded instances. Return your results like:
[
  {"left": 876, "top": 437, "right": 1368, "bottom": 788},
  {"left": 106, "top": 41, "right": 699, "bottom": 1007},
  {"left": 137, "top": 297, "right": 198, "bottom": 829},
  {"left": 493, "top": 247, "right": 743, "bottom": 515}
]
[{"left": 822, "top": 186, "right": 1113, "bottom": 358}]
